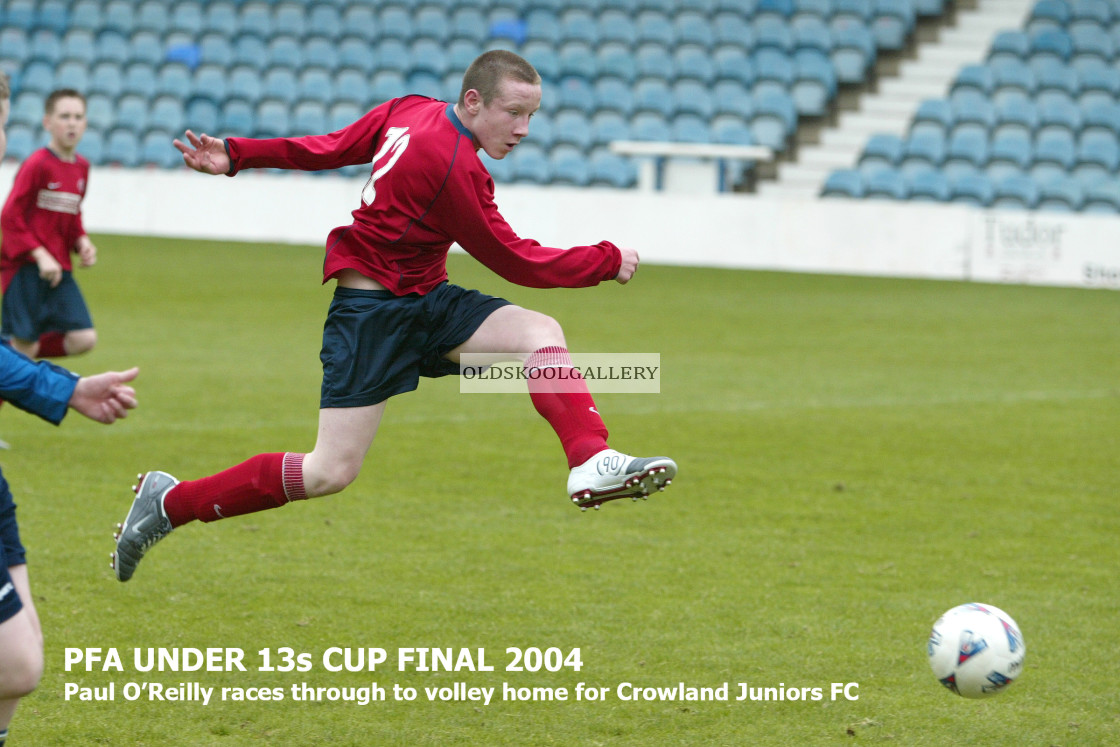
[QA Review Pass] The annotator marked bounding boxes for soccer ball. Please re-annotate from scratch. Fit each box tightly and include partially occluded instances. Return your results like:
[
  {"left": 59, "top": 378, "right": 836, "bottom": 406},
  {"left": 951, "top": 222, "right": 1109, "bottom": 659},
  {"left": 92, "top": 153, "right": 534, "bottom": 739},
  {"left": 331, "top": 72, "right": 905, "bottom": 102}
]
[{"left": 927, "top": 603, "right": 1025, "bottom": 699}]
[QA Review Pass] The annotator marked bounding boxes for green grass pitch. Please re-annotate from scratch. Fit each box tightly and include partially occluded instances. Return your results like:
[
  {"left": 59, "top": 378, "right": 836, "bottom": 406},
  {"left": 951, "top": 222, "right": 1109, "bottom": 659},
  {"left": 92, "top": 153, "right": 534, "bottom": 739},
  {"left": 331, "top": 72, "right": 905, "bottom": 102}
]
[{"left": 4, "top": 234, "right": 1117, "bottom": 745}]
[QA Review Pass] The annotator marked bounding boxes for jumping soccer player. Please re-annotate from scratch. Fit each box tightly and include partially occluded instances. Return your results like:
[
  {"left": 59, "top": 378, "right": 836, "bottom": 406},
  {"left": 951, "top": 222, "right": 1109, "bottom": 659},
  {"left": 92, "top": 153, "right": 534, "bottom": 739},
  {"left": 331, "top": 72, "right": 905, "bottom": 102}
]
[{"left": 112, "top": 50, "right": 677, "bottom": 583}]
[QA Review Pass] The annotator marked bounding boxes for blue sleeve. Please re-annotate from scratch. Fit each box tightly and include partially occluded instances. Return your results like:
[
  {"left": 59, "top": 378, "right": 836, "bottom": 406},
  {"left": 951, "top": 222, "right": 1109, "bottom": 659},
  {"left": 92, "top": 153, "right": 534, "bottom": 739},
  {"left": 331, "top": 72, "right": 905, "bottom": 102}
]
[{"left": 0, "top": 345, "right": 78, "bottom": 425}]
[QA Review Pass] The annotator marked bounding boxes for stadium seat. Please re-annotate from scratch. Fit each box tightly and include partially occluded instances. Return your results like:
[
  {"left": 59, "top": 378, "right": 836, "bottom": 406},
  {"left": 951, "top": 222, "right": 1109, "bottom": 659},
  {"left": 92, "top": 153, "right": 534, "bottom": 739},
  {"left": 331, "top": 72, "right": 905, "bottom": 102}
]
[
  {"left": 1081, "top": 180, "right": 1120, "bottom": 212},
  {"left": 1027, "top": 0, "right": 1071, "bottom": 35},
  {"left": 592, "top": 76, "right": 636, "bottom": 117},
  {"left": 328, "top": 101, "right": 363, "bottom": 132},
  {"left": 554, "top": 75, "right": 595, "bottom": 114},
  {"left": 524, "top": 8, "right": 560, "bottom": 45},
  {"left": 951, "top": 97, "right": 996, "bottom": 139},
  {"left": 370, "top": 70, "right": 406, "bottom": 104},
  {"left": 55, "top": 60, "right": 91, "bottom": 91},
  {"left": 197, "top": 33, "right": 234, "bottom": 68},
  {"left": 675, "top": 11, "right": 715, "bottom": 47},
  {"left": 1036, "top": 176, "right": 1085, "bottom": 211},
  {"left": 990, "top": 62, "right": 1036, "bottom": 107},
  {"left": 630, "top": 111, "right": 672, "bottom": 141},
  {"left": 333, "top": 68, "right": 371, "bottom": 108},
  {"left": 949, "top": 171, "right": 995, "bottom": 206},
  {"left": 711, "top": 114, "right": 755, "bottom": 145},
  {"left": 714, "top": 46, "right": 756, "bottom": 88},
  {"left": 950, "top": 65, "right": 994, "bottom": 106},
  {"left": 8, "top": 91, "right": 44, "bottom": 128},
  {"left": 793, "top": 16, "right": 833, "bottom": 55},
  {"left": 526, "top": 111, "right": 555, "bottom": 150},
  {"left": 231, "top": 34, "right": 268, "bottom": 68},
  {"left": 170, "top": 3, "right": 203, "bottom": 36},
  {"left": 228, "top": 65, "right": 264, "bottom": 104},
  {"left": 793, "top": 0, "right": 832, "bottom": 22},
  {"left": 1073, "top": 130, "right": 1120, "bottom": 183},
  {"left": 993, "top": 98, "right": 1039, "bottom": 140},
  {"left": 339, "top": 6, "right": 377, "bottom": 42},
  {"left": 2, "top": 124, "right": 38, "bottom": 162},
  {"left": 675, "top": 46, "right": 717, "bottom": 85},
  {"left": 186, "top": 97, "right": 220, "bottom": 133},
  {"left": 308, "top": 4, "right": 342, "bottom": 40},
  {"left": 673, "top": 79, "right": 715, "bottom": 118},
  {"left": 991, "top": 174, "right": 1040, "bottom": 210},
  {"left": 1031, "top": 59, "right": 1080, "bottom": 104},
  {"left": 88, "top": 61, "right": 124, "bottom": 99},
  {"left": 450, "top": 7, "right": 488, "bottom": 43},
  {"left": 858, "top": 132, "right": 905, "bottom": 174},
  {"left": 864, "top": 168, "right": 909, "bottom": 199},
  {"left": 1031, "top": 130, "right": 1077, "bottom": 182},
  {"left": 557, "top": 41, "right": 597, "bottom": 80},
  {"left": 942, "top": 129, "right": 990, "bottom": 181},
  {"left": 910, "top": 99, "right": 955, "bottom": 139},
  {"left": 77, "top": 129, "right": 104, "bottom": 164},
  {"left": 510, "top": 143, "right": 552, "bottom": 184},
  {"left": 549, "top": 145, "right": 592, "bottom": 186},
  {"left": 749, "top": 91, "right": 797, "bottom": 152},
  {"left": 114, "top": 93, "right": 150, "bottom": 134},
  {"left": 753, "top": 17, "right": 794, "bottom": 54},
  {"left": 141, "top": 130, "right": 180, "bottom": 168},
  {"left": 220, "top": 98, "right": 256, "bottom": 134},
  {"left": 830, "top": 21, "right": 876, "bottom": 85},
  {"left": 1068, "top": 0, "right": 1114, "bottom": 35},
  {"left": 988, "top": 31, "right": 1030, "bottom": 67},
  {"left": 1028, "top": 28, "right": 1074, "bottom": 66},
  {"left": 751, "top": 49, "right": 796, "bottom": 98},
  {"left": 59, "top": 29, "right": 96, "bottom": 64},
  {"left": 238, "top": 2, "right": 273, "bottom": 38},
  {"left": 297, "top": 68, "right": 335, "bottom": 106},
  {"left": 907, "top": 169, "right": 951, "bottom": 201},
  {"left": 254, "top": 99, "right": 291, "bottom": 139},
  {"left": 135, "top": 0, "right": 170, "bottom": 35},
  {"left": 101, "top": 0, "right": 134, "bottom": 36},
  {"left": 267, "top": 36, "right": 303, "bottom": 71},
  {"left": 636, "top": 11, "right": 676, "bottom": 46},
  {"left": 1077, "top": 67, "right": 1120, "bottom": 110},
  {"left": 1081, "top": 102, "right": 1120, "bottom": 138},
  {"left": 590, "top": 110, "right": 631, "bottom": 147},
  {"left": 588, "top": 148, "right": 638, "bottom": 188},
  {"left": 27, "top": 29, "right": 62, "bottom": 65},
  {"left": 986, "top": 132, "right": 1033, "bottom": 181},
  {"left": 714, "top": 12, "right": 755, "bottom": 47},
  {"left": 68, "top": 1, "right": 102, "bottom": 32},
  {"left": 378, "top": 5, "right": 414, "bottom": 42},
  {"left": 1069, "top": 27, "right": 1115, "bottom": 70},
  {"left": 671, "top": 113, "right": 711, "bottom": 143},
  {"left": 820, "top": 169, "right": 866, "bottom": 198},
  {"left": 757, "top": 0, "right": 796, "bottom": 21},
  {"left": 203, "top": 2, "right": 239, "bottom": 37},
  {"left": 305, "top": 37, "right": 341, "bottom": 71},
  {"left": 558, "top": 8, "right": 598, "bottom": 45},
  {"left": 149, "top": 95, "right": 186, "bottom": 134},
  {"left": 871, "top": 0, "right": 915, "bottom": 52},
  {"left": 551, "top": 109, "right": 594, "bottom": 149},
  {"left": 272, "top": 2, "right": 305, "bottom": 39},
  {"left": 1036, "top": 99, "right": 1082, "bottom": 139},
  {"left": 791, "top": 50, "right": 837, "bottom": 117},
  {"left": 634, "top": 43, "right": 675, "bottom": 81},
  {"left": 0, "top": 28, "right": 30, "bottom": 63},
  {"left": 634, "top": 77, "right": 675, "bottom": 118},
  {"left": 899, "top": 130, "right": 947, "bottom": 177},
  {"left": 105, "top": 128, "right": 142, "bottom": 166}
]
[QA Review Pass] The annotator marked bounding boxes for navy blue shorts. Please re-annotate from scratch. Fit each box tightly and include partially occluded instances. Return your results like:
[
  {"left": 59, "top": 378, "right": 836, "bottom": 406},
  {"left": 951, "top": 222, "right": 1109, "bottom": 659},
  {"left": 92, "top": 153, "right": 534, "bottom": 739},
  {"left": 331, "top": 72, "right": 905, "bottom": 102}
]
[
  {"left": 319, "top": 282, "right": 510, "bottom": 408},
  {"left": 1, "top": 264, "right": 94, "bottom": 343},
  {"left": 0, "top": 470, "right": 26, "bottom": 624}
]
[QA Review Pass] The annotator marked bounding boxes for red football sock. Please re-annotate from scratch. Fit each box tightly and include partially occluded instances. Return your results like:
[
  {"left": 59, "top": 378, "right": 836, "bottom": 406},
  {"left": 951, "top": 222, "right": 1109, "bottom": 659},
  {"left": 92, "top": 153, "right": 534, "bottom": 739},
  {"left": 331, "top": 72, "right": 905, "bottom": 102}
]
[
  {"left": 524, "top": 346, "right": 609, "bottom": 469},
  {"left": 37, "top": 331, "right": 67, "bottom": 358},
  {"left": 163, "top": 452, "right": 307, "bottom": 527}
]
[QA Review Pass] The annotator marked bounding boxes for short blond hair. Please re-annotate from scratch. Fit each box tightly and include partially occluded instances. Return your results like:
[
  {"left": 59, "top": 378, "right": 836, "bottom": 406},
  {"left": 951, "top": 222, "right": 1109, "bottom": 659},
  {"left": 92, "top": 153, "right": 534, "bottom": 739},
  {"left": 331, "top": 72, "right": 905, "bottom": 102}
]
[{"left": 458, "top": 50, "right": 540, "bottom": 106}]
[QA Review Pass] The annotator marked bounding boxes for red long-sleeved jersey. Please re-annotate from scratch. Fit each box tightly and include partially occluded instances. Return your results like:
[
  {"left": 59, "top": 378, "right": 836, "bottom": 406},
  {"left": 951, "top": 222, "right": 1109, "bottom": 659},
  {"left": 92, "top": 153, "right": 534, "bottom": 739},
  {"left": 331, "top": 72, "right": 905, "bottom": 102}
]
[
  {"left": 226, "top": 96, "right": 622, "bottom": 295},
  {"left": 0, "top": 148, "right": 90, "bottom": 292}
]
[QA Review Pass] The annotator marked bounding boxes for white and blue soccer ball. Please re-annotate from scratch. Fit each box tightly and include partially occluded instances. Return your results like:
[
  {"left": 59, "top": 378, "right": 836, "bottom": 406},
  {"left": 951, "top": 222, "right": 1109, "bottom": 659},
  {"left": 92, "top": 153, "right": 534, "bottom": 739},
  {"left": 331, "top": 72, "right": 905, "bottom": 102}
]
[{"left": 927, "top": 603, "right": 1026, "bottom": 699}]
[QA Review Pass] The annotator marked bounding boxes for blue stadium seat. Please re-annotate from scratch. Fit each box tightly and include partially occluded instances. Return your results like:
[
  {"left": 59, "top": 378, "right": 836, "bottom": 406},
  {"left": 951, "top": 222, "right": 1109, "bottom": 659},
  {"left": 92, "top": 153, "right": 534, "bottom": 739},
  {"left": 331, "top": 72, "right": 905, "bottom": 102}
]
[
  {"left": 833, "top": 0, "right": 874, "bottom": 25},
  {"left": 991, "top": 174, "right": 1040, "bottom": 210},
  {"left": 949, "top": 64, "right": 994, "bottom": 106},
  {"left": 630, "top": 111, "right": 672, "bottom": 141},
  {"left": 907, "top": 169, "right": 951, "bottom": 201},
  {"left": 592, "top": 76, "right": 636, "bottom": 116},
  {"left": 864, "top": 168, "right": 909, "bottom": 199},
  {"left": 334, "top": 68, "right": 371, "bottom": 108},
  {"left": 989, "top": 30, "right": 1030, "bottom": 66},
  {"left": 1028, "top": 28, "right": 1074, "bottom": 66},
  {"left": 713, "top": 80, "right": 755, "bottom": 118},
  {"left": 993, "top": 98, "right": 1039, "bottom": 140},
  {"left": 1070, "top": 26, "right": 1115, "bottom": 69},
  {"left": 754, "top": 17, "right": 795, "bottom": 53},
  {"left": 328, "top": 102, "right": 363, "bottom": 132},
  {"left": 1036, "top": 99, "right": 1082, "bottom": 138},
  {"left": 554, "top": 75, "right": 595, "bottom": 113},
  {"left": 254, "top": 99, "right": 291, "bottom": 139},
  {"left": 986, "top": 132, "right": 1033, "bottom": 181},
  {"left": 830, "top": 21, "right": 876, "bottom": 85},
  {"left": 793, "top": 0, "right": 832, "bottom": 22},
  {"left": 77, "top": 129, "right": 104, "bottom": 164},
  {"left": 1031, "top": 59, "right": 1080, "bottom": 105},
  {"left": 9, "top": 91, "right": 44, "bottom": 128},
  {"left": 671, "top": 113, "right": 712, "bottom": 143},
  {"left": 673, "top": 79, "right": 715, "bottom": 117},
  {"left": 191, "top": 63, "right": 229, "bottom": 105},
  {"left": 751, "top": 48, "right": 796, "bottom": 98},
  {"left": 370, "top": 70, "right": 406, "bottom": 104},
  {"left": 590, "top": 109, "right": 631, "bottom": 146},
  {"left": 549, "top": 145, "right": 592, "bottom": 186},
  {"left": 858, "top": 132, "right": 904, "bottom": 174},
  {"left": 273, "top": 2, "right": 305, "bottom": 39},
  {"left": 305, "top": 37, "right": 341, "bottom": 71},
  {"left": 990, "top": 61, "right": 1036, "bottom": 107},
  {"left": 521, "top": 40, "right": 561, "bottom": 81},
  {"left": 792, "top": 50, "right": 837, "bottom": 116},
  {"left": 203, "top": 2, "right": 239, "bottom": 37},
  {"left": 15, "top": 61, "right": 52, "bottom": 96},
  {"left": 102, "top": 0, "right": 134, "bottom": 35},
  {"left": 220, "top": 98, "right": 255, "bottom": 134},
  {"left": 156, "top": 63, "right": 193, "bottom": 99},
  {"left": 1081, "top": 102, "right": 1120, "bottom": 138},
  {"left": 551, "top": 109, "right": 594, "bottom": 149},
  {"left": 267, "top": 36, "right": 303, "bottom": 71},
  {"left": 510, "top": 143, "right": 552, "bottom": 183},
  {"left": 1069, "top": 0, "right": 1113, "bottom": 35},
  {"left": 450, "top": 7, "right": 488, "bottom": 42},
  {"left": 943, "top": 129, "right": 990, "bottom": 181},
  {"left": 714, "top": 12, "right": 755, "bottom": 47},
  {"left": 634, "top": 77, "right": 675, "bottom": 117},
  {"left": 951, "top": 97, "right": 996, "bottom": 139},
  {"left": 411, "top": 7, "right": 449, "bottom": 43},
  {"left": 525, "top": 8, "right": 561, "bottom": 45},
  {"left": 55, "top": 59, "right": 91, "bottom": 91},
  {"left": 60, "top": 29, "right": 97, "bottom": 63},
  {"left": 588, "top": 148, "right": 638, "bottom": 188},
  {"left": 714, "top": 46, "right": 755, "bottom": 88},
  {"left": 337, "top": 36, "right": 374, "bottom": 74},
  {"left": 228, "top": 65, "right": 264, "bottom": 103},
  {"left": 141, "top": 131, "right": 180, "bottom": 168},
  {"left": 871, "top": 0, "right": 915, "bottom": 52},
  {"left": 68, "top": 1, "right": 102, "bottom": 32},
  {"left": 89, "top": 61, "right": 124, "bottom": 99},
  {"left": 291, "top": 100, "right": 327, "bottom": 136},
  {"left": 675, "top": 46, "right": 716, "bottom": 85},
  {"left": 634, "top": 43, "right": 675, "bottom": 81},
  {"left": 757, "top": 0, "right": 796, "bottom": 21},
  {"left": 821, "top": 169, "right": 866, "bottom": 198},
  {"left": 197, "top": 33, "right": 234, "bottom": 68},
  {"left": 558, "top": 41, "right": 597, "bottom": 80},
  {"left": 559, "top": 8, "right": 599, "bottom": 45},
  {"left": 636, "top": 11, "right": 676, "bottom": 46},
  {"left": 899, "top": 130, "right": 946, "bottom": 177},
  {"left": 711, "top": 114, "right": 755, "bottom": 145},
  {"left": 232, "top": 34, "right": 268, "bottom": 68},
  {"left": 340, "top": 6, "right": 377, "bottom": 42},
  {"left": 1073, "top": 130, "right": 1120, "bottom": 183},
  {"left": 135, "top": 0, "right": 170, "bottom": 35},
  {"left": 170, "top": 3, "right": 203, "bottom": 36},
  {"left": 2, "top": 125, "right": 38, "bottom": 162},
  {"left": 1031, "top": 130, "right": 1077, "bottom": 183},
  {"left": 675, "top": 10, "right": 715, "bottom": 46},
  {"left": 28, "top": 29, "right": 62, "bottom": 65},
  {"left": 0, "top": 29, "right": 30, "bottom": 62},
  {"left": 238, "top": 2, "right": 273, "bottom": 38},
  {"left": 793, "top": 16, "right": 834, "bottom": 55},
  {"left": 527, "top": 111, "right": 555, "bottom": 150},
  {"left": 308, "top": 4, "right": 342, "bottom": 40},
  {"left": 949, "top": 171, "right": 995, "bottom": 206},
  {"left": 599, "top": 10, "right": 639, "bottom": 46},
  {"left": 121, "top": 62, "right": 158, "bottom": 98},
  {"left": 1077, "top": 67, "right": 1120, "bottom": 110},
  {"left": 186, "top": 97, "right": 220, "bottom": 133},
  {"left": 748, "top": 90, "right": 797, "bottom": 151},
  {"left": 1027, "top": 0, "right": 1070, "bottom": 35},
  {"left": 377, "top": 6, "right": 412, "bottom": 42},
  {"left": 595, "top": 42, "right": 638, "bottom": 85},
  {"left": 114, "top": 94, "right": 150, "bottom": 134},
  {"left": 105, "top": 128, "right": 142, "bottom": 166},
  {"left": 1081, "top": 180, "right": 1120, "bottom": 212},
  {"left": 1037, "top": 177, "right": 1085, "bottom": 211},
  {"left": 298, "top": 68, "right": 335, "bottom": 106},
  {"left": 909, "top": 99, "right": 954, "bottom": 138}
]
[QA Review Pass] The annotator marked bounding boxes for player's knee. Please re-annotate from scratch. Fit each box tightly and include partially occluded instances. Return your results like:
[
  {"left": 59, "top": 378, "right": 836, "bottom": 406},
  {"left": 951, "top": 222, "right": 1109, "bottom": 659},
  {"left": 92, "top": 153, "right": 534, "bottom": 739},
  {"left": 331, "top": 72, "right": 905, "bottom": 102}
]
[
  {"left": 304, "top": 458, "right": 361, "bottom": 498},
  {"left": 65, "top": 329, "right": 97, "bottom": 355},
  {"left": 0, "top": 646, "right": 43, "bottom": 699},
  {"left": 523, "top": 312, "right": 566, "bottom": 350}
]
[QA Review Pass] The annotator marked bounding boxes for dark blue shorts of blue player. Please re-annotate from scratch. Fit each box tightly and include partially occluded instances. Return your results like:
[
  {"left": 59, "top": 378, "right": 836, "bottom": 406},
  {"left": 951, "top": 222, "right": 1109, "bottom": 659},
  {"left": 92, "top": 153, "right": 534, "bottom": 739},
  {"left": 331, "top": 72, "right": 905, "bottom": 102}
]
[
  {"left": 1, "top": 265, "right": 94, "bottom": 343},
  {"left": 319, "top": 281, "right": 510, "bottom": 408},
  {"left": 0, "top": 469, "right": 27, "bottom": 624}
]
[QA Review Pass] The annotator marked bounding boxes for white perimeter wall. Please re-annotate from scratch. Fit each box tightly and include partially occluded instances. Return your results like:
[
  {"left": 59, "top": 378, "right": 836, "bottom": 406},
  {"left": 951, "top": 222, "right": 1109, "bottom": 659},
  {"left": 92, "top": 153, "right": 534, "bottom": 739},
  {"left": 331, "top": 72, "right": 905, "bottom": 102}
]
[{"left": 3, "top": 162, "right": 1119, "bottom": 290}]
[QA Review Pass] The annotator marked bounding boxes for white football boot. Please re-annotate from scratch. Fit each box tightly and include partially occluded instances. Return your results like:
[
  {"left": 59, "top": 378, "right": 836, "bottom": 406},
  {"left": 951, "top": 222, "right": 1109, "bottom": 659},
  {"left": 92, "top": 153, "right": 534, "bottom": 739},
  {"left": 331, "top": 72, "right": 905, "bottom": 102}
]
[{"left": 567, "top": 449, "right": 677, "bottom": 511}]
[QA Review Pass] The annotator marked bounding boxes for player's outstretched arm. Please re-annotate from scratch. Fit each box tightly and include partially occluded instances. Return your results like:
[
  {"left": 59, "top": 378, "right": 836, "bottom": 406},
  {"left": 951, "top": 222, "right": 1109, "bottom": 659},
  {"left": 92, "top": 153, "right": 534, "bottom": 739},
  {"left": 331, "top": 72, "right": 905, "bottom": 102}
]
[
  {"left": 173, "top": 130, "right": 230, "bottom": 175},
  {"left": 615, "top": 247, "right": 640, "bottom": 284},
  {"left": 69, "top": 367, "right": 139, "bottom": 424}
]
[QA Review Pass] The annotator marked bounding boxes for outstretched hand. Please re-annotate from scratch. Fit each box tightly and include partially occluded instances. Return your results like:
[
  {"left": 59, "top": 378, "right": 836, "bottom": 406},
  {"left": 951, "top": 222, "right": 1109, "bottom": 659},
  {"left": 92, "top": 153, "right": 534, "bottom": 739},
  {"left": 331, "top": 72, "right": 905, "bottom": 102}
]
[
  {"left": 69, "top": 367, "right": 139, "bottom": 424},
  {"left": 173, "top": 130, "right": 230, "bottom": 175}
]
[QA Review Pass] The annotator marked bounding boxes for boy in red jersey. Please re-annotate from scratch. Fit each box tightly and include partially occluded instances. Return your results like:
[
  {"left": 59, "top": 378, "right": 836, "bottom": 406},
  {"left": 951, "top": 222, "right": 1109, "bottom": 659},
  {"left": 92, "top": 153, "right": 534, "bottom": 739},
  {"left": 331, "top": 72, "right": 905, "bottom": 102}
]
[
  {"left": 0, "top": 89, "right": 98, "bottom": 360},
  {"left": 112, "top": 51, "right": 677, "bottom": 582}
]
